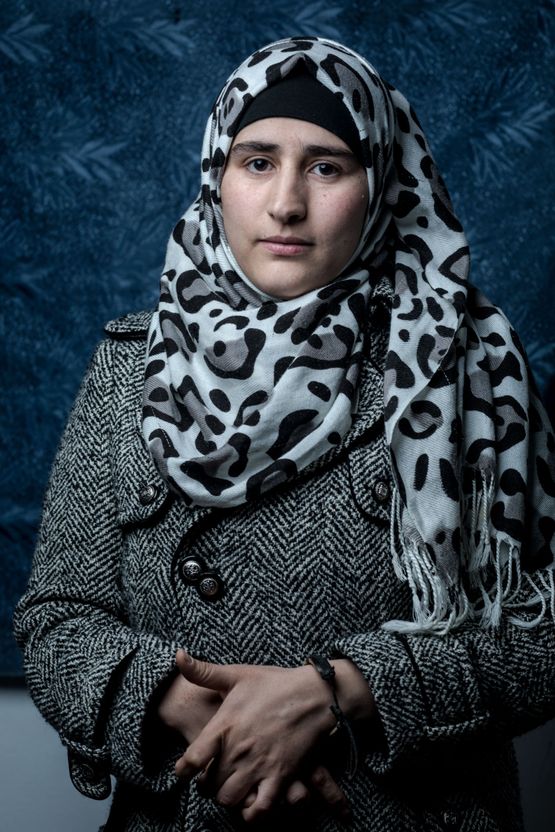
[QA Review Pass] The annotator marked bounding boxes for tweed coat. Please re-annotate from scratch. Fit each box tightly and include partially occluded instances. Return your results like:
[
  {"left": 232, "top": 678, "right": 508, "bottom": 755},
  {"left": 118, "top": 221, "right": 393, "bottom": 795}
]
[{"left": 13, "top": 278, "right": 555, "bottom": 832}]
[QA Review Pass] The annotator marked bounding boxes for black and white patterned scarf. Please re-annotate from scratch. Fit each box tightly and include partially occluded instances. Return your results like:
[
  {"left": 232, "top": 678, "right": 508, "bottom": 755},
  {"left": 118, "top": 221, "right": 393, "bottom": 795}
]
[{"left": 143, "top": 37, "right": 555, "bottom": 633}]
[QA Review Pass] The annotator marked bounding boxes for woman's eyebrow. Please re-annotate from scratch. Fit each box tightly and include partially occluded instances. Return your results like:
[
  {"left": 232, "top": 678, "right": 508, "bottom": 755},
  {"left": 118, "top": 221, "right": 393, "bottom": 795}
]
[
  {"left": 230, "top": 141, "right": 355, "bottom": 159},
  {"left": 230, "top": 141, "right": 278, "bottom": 155},
  {"left": 305, "top": 144, "right": 355, "bottom": 159}
]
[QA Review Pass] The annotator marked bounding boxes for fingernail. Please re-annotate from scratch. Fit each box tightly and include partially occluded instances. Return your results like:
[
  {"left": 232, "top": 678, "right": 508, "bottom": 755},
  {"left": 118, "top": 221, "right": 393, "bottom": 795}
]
[{"left": 179, "top": 650, "right": 194, "bottom": 665}]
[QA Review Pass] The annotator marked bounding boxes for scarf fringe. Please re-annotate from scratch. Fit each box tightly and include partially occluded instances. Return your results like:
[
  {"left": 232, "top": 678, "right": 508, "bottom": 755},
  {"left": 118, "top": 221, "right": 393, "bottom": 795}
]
[
  {"left": 384, "top": 487, "right": 471, "bottom": 635},
  {"left": 383, "top": 475, "right": 555, "bottom": 635}
]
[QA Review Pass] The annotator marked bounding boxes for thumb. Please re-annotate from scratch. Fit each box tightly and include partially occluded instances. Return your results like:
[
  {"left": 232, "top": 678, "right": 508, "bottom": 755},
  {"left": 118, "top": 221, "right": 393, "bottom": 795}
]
[{"left": 175, "top": 649, "right": 234, "bottom": 692}]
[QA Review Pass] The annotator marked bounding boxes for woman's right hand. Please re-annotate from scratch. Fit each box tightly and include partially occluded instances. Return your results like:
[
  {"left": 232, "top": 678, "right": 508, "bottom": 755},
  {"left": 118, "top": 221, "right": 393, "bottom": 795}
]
[{"left": 157, "top": 671, "right": 222, "bottom": 744}]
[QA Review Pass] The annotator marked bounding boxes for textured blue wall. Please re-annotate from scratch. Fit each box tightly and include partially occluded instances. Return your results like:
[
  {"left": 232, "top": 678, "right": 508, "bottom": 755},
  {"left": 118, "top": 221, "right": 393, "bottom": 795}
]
[{"left": 1, "top": 0, "right": 554, "bottom": 676}]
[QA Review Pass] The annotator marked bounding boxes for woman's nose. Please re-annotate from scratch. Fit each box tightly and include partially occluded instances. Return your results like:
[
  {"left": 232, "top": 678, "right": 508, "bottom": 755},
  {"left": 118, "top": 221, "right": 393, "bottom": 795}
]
[{"left": 267, "top": 169, "right": 307, "bottom": 224}]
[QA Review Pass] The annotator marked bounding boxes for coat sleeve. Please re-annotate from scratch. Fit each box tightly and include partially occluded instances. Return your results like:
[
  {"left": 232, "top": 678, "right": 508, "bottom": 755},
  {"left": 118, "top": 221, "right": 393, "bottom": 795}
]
[
  {"left": 12, "top": 339, "right": 185, "bottom": 800},
  {"left": 333, "top": 603, "right": 555, "bottom": 775}
]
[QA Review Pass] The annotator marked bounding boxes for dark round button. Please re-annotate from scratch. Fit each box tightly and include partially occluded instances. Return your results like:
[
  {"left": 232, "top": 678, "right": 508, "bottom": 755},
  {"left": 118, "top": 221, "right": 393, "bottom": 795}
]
[
  {"left": 79, "top": 761, "right": 97, "bottom": 779},
  {"left": 139, "top": 483, "right": 157, "bottom": 505},
  {"left": 198, "top": 575, "right": 223, "bottom": 600},
  {"left": 181, "top": 558, "right": 203, "bottom": 583},
  {"left": 373, "top": 480, "right": 390, "bottom": 503},
  {"left": 442, "top": 809, "right": 458, "bottom": 828}
]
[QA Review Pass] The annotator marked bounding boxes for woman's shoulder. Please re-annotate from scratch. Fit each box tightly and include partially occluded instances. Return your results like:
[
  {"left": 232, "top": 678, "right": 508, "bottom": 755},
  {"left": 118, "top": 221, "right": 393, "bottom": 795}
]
[
  {"left": 103, "top": 309, "right": 154, "bottom": 342},
  {"left": 68, "top": 310, "right": 154, "bottom": 423},
  {"left": 76, "top": 309, "right": 154, "bottom": 394}
]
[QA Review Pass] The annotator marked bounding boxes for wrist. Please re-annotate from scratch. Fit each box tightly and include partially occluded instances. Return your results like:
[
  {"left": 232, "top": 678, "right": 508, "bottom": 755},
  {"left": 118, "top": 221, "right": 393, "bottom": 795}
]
[
  {"left": 158, "top": 673, "right": 214, "bottom": 726},
  {"left": 157, "top": 672, "right": 189, "bottom": 730},
  {"left": 304, "top": 655, "right": 364, "bottom": 779},
  {"left": 297, "top": 664, "right": 338, "bottom": 734}
]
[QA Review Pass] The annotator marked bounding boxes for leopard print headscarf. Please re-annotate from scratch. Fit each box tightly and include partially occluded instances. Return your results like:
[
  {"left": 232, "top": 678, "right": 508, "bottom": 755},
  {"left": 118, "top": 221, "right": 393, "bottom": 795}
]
[{"left": 143, "top": 37, "right": 555, "bottom": 632}]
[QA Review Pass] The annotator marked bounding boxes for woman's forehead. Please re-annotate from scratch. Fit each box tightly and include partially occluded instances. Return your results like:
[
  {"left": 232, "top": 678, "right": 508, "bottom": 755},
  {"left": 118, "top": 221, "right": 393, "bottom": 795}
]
[{"left": 231, "top": 118, "right": 353, "bottom": 152}]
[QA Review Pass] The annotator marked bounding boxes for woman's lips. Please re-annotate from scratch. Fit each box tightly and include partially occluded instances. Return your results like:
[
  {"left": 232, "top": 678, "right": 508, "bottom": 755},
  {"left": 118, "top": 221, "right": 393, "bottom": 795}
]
[{"left": 260, "top": 237, "right": 313, "bottom": 256}]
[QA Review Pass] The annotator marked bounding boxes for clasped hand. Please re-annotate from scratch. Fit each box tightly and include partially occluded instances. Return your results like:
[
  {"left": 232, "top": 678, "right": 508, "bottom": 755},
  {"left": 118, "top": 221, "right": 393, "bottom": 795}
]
[{"left": 158, "top": 649, "right": 374, "bottom": 823}]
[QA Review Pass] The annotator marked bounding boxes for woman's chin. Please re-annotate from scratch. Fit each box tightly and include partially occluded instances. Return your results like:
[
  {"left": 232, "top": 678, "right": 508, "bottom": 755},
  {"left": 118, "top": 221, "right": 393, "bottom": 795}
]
[{"left": 245, "top": 268, "right": 334, "bottom": 300}]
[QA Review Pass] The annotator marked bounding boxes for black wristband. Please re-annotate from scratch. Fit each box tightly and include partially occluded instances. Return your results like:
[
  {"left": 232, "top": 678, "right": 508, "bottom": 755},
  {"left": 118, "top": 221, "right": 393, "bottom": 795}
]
[
  {"left": 306, "top": 654, "right": 337, "bottom": 686},
  {"left": 305, "top": 654, "right": 358, "bottom": 778}
]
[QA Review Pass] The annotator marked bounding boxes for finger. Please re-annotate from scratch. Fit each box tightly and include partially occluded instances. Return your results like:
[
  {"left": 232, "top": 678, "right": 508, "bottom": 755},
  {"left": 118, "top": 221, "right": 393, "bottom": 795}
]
[
  {"left": 175, "top": 731, "right": 221, "bottom": 779},
  {"left": 309, "top": 765, "right": 351, "bottom": 820},
  {"left": 194, "top": 755, "right": 221, "bottom": 797},
  {"left": 175, "top": 650, "right": 234, "bottom": 693},
  {"left": 196, "top": 751, "right": 240, "bottom": 799},
  {"left": 215, "top": 769, "right": 255, "bottom": 808},
  {"left": 174, "top": 749, "right": 188, "bottom": 774},
  {"left": 285, "top": 779, "right": 310, "bottom": 807},
  {"left": 242, "top": 790, "right": 257, "bottom": 809},
  {"left": 241, "top": 777, "right": 281, "bottom": 823}
]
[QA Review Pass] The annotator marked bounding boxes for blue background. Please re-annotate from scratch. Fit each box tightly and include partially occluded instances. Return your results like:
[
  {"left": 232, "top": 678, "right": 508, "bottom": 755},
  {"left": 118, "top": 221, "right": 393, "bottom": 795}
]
[{"left": 1, "top": 0, "right": 554, "bottom": 676}]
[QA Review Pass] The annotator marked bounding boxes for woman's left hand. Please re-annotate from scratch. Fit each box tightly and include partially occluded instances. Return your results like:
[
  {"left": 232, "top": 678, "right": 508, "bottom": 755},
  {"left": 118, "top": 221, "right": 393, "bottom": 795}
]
[{"left": 173, "top": 649, "right": 375, "bottom": 822}]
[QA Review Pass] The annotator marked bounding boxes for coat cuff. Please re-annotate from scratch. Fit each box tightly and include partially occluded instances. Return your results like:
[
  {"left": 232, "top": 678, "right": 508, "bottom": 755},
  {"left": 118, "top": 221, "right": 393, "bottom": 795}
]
[
  {"left": 48, "top": 634, "right": 143, "bottom": 800},
  {"left": 104, "top": 637, "right": 186, "bottom": 793},
  {"left": 66, "top": 743, "right": 112, "bottom": 800},
  {"left": 332, "top": 629, "right": 490, "bottom": 774}
]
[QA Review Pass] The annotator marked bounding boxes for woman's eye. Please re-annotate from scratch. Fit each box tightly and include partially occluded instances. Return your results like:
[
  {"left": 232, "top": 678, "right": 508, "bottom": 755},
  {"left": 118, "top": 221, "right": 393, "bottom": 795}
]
[
  {"left": 246, "top": 158, "right": 271, "bottom": 173},
  {"left": 312, "top": 162, "right": 338, "bottom": 177}
]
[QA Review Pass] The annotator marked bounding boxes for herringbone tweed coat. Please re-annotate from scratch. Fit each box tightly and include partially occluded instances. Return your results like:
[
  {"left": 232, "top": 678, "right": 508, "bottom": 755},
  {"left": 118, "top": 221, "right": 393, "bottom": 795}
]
[{"left": 13, "top": 282, "right": 555, "bottom": 832}]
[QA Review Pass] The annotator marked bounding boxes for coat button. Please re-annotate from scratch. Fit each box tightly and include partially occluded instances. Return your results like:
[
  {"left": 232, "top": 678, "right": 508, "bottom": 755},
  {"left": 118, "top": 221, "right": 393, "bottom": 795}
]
[
  {"left": 373, "top": 480, "right": 390, "bottom": 502},
  {"left": 442, "top": 809, "right": 459, "bottom": 828},
  {"left": 181, "top": 558, "right": 203, "bottom": 584},
  {"left": 198, "top": 575, "right": 223, "bottom": 600},
  {"left": 139, "top": 483, "right": 158, "bottom": 505},
  {"left": 79, "top": 761, "right": 97, "bottom": 779}
]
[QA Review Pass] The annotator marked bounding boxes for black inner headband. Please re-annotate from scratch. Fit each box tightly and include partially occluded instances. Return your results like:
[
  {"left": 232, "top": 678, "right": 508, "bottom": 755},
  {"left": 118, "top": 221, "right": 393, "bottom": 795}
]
[{"left": 232, "top": 67, "right": 363, "bottom": 164}]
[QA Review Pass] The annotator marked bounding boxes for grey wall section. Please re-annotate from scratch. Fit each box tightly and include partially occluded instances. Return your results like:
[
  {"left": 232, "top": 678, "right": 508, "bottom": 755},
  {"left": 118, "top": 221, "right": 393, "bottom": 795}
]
[
  {"left": 1, "top": 687, "right": 554, "bottom": 832},
  {"left": 1, "top": 688, "right": 110, "bottom": 832}
]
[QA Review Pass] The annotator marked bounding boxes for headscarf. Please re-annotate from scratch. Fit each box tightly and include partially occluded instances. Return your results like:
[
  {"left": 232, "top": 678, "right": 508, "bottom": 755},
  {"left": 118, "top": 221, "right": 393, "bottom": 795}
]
[{"left": 143, "top": 36, "right": 555, "bottom": 633}]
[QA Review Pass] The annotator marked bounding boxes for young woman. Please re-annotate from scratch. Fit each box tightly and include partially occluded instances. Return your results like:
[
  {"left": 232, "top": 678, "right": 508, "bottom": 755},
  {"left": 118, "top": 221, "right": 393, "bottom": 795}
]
[{"left": 14, "top": 36, "right": 555, "bottom": 832}]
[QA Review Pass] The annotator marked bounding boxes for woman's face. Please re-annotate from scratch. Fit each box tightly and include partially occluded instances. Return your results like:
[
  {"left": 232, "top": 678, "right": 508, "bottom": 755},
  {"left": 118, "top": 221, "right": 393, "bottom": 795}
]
[{"left": 220, "top": 117, "right": 369, "bottom": 299}]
